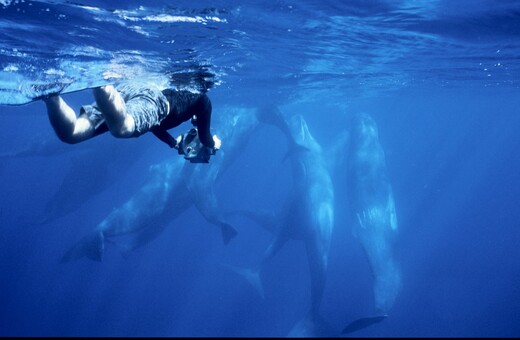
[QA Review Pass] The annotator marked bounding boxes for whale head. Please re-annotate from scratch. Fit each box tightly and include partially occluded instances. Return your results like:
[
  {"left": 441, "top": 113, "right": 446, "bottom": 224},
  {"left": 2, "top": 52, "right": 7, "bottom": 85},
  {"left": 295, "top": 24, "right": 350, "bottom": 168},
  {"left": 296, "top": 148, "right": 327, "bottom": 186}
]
[{"left": 351, "top": 112, "right": 379, "bottom": 142}]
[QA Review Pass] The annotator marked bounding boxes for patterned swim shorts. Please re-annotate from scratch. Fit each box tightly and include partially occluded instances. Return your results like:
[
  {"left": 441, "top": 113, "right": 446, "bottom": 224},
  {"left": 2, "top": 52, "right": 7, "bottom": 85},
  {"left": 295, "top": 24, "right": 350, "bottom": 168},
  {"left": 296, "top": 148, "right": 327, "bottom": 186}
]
[{"left": 80, "top": 83, "right": 169, "bottom": 137}]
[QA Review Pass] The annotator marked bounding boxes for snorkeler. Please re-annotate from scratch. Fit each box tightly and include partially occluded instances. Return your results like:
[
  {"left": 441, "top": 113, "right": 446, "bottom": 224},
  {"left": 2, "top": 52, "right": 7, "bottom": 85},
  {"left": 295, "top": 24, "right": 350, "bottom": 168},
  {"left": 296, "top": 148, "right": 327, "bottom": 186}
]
[{"left": 43, "top": 83, "right": 221, "bottom": 163}]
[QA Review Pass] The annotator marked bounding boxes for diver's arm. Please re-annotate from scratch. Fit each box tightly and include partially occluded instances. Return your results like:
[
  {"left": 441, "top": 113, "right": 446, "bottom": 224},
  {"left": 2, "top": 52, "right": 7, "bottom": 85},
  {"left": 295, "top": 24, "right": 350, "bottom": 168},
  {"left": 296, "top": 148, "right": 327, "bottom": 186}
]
[
  {"left": 195, "top": 95, "right": 215, "bottom": 149},
  {"left": 152, "top": 128, "right": 177, "bottom": 148}
]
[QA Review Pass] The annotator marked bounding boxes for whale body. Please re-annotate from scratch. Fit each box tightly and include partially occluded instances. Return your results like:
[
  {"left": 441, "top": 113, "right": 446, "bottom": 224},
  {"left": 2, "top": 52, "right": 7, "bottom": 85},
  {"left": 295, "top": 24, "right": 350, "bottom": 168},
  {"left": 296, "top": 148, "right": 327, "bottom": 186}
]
[
  {"left": 227, "top": 110, "right": 336, "bottom": 337},
  {"left": 342, "top": 112, "right": 401, "bottom": 334},
  {"left": 61, "top": 107, "right": 260, "bottom": 262}
]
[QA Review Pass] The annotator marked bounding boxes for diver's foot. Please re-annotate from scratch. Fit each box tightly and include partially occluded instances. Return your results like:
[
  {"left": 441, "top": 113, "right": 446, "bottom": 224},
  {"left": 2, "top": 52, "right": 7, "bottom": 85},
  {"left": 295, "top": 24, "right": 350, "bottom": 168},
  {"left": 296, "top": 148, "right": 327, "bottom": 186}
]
[
  {"left": 34, "top": 91, "right": 60, "bottom": 102},
  {"left": 32, "top": 81, "right": 69, "bottom": 102},
  {"left": 41, "top": 94, "right": 60, "bottom": 106},
  {"left": 41, "top": 93, "right": 60, "bottom": 103}
]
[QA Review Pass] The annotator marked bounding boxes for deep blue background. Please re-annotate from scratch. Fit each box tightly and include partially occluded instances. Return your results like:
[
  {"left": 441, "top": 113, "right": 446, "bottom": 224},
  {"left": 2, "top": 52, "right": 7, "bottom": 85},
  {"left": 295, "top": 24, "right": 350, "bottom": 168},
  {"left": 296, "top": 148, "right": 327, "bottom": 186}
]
[{"left": 1, "top": 0, "right": 520, "bottom": 337}]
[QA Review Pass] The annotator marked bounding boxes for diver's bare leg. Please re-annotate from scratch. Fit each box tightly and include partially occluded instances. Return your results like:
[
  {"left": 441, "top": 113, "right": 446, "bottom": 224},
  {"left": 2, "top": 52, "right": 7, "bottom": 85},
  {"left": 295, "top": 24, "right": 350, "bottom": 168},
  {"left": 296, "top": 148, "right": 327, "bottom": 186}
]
[
  {"left": 44, "top": 96, "right": 96, "bottom": 144},
  {"left": 93, "top": 85, "right": 135, "bottom": 138}
]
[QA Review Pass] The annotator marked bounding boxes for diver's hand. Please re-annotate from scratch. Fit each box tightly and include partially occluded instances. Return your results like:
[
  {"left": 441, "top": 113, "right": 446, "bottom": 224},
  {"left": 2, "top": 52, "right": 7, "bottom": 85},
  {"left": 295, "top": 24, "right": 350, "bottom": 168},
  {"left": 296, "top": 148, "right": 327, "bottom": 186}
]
[
  {"left": 174, "top": 135, "right": 184, "bottom": 154},
  {"left": 212, "top": 135, "right": 221, "bottom": 151},
  {"left": 207, "top": 135, "right": 221, "bottom": 156}
]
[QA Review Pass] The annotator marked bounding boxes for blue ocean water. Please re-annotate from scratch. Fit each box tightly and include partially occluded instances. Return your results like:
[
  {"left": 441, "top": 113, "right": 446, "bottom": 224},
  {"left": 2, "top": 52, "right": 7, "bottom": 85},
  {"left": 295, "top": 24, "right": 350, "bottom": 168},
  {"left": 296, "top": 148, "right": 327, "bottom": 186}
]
[{"left": 1, "top": 0, "right": 519, "bottom": 337}]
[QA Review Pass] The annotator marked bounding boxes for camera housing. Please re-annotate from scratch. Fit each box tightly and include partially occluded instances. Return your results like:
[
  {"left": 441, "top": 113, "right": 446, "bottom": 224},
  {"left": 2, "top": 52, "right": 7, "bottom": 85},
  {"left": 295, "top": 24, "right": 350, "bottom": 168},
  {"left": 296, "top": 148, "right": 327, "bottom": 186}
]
[{"left": 179, "top": 128, "right": 212, "bottom": 163}]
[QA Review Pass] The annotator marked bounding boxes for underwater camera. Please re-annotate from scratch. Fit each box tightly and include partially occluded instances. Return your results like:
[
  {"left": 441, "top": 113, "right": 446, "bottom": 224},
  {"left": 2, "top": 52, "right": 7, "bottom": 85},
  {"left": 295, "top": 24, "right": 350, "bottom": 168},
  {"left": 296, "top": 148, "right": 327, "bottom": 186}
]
[{"left": 178, "top": 128, "right": 214, "bottom": 163}]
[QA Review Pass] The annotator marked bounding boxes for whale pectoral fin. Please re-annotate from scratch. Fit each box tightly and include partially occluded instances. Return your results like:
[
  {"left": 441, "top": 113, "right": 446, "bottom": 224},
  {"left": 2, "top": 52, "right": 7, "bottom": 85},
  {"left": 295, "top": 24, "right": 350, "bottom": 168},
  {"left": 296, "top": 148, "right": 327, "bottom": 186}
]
[
  {"left": 356, "top": 212, "right": 366, "bottom": 229},
  {"left": 342, "top": 315, "right": 387, "bottom": 334},
  {"left": 221, "top": 222, "right": 238, "bottom": 245},
  {"left": 220, "top": 263, "right": 264, "bottom": 299},
  {"left": 60, "top": 231, "right": 104, "bottom": 263}
]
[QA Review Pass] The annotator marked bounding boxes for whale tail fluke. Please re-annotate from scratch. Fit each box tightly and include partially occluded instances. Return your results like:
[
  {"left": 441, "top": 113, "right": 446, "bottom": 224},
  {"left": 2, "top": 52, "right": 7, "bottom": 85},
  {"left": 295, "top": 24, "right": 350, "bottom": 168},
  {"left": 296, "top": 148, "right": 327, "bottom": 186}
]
[
  {"left": 221, "top": 263, "right": 264, "bottom": 299},
  {"left": 341, "top": 314, "right": 387, "bottom": 335},
  {"left": 60, "top": 231, "right": 104, "bottom": 263},
  {"left": 221, "top": 222, "right": 238, "bottom": 245}
]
